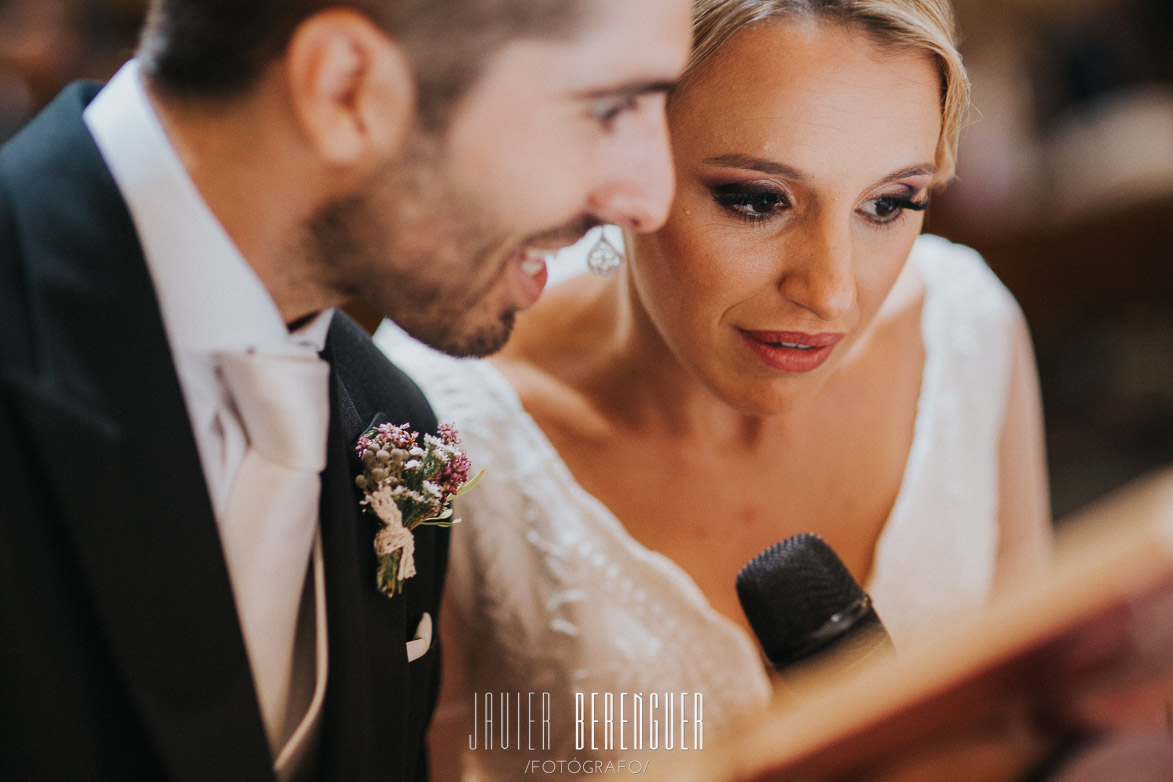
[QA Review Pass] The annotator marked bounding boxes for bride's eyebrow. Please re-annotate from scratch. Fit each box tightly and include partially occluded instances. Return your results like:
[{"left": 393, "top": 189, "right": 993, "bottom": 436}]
[
  {"left": 702, "top": 153, "right": 806, "bottom": 181},
  {"left": 877, "top": 164, "right": 937, "bottom": 183}
]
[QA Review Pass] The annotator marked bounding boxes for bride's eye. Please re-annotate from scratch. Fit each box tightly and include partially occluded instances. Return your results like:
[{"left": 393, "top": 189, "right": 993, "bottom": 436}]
[
  {"left": 859, "top": 193, "right": 929, "bottom": 226},
  {"left": 711, "top": 184, "right": 790, "bottom": 223}
]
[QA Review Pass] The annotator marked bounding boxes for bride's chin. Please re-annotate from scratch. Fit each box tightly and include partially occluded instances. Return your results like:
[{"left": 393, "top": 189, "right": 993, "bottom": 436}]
[{"left": 712, "top": 375, "right": 826, "bottom": 419}]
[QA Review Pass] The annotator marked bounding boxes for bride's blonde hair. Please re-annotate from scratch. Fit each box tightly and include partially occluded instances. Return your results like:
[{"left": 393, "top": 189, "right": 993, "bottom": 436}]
[{"left": 677, "top": 0, "right": 970, "bottom": 185}]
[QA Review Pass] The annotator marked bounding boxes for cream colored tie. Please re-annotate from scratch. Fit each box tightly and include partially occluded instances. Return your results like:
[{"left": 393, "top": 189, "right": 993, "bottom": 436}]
[{"left": 217, "top": 348, "right": 331, "bottom": 757}]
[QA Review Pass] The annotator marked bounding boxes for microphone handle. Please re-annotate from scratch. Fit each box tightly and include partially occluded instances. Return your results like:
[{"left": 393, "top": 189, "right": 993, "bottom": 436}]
[{"left": 768, "top": 597, "right": 893, "bottom": 672}]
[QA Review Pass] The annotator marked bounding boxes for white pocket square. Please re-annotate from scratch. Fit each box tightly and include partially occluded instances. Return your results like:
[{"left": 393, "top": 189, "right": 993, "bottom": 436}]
[{"left": 406, "top": 611, "right": 432, "bottom": 663}]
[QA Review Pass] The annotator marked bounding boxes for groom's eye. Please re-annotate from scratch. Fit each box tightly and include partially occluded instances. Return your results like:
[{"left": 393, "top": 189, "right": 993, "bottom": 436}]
[{"left": 590, "top": 95, "right": 639, "bottom": 128}]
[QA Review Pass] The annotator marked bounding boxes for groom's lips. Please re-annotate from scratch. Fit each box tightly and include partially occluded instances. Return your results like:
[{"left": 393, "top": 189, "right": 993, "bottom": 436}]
[
  {"left": 510, "top": 247, "right": 553, "bottom": 309},
  {"left": 738, "top": 329, "right": 844, "bottom": 373},
  {"left": 508, "top": 222, "right": 598, "bottom": 310}
]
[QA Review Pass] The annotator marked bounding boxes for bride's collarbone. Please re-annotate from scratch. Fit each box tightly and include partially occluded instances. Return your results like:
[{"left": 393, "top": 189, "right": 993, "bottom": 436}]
[
  {"left": 508, "top": 369, "right": 907, "bottom": 541},
  {"left": 561, "top": 427, "right": 890, "bottom": 576},
  {"left": 491, "top": 331, "right": 915, "bottom": 603}
]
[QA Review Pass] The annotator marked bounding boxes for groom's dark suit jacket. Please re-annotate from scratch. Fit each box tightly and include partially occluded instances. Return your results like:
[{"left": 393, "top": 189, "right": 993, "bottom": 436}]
[{"left": 0, "top": 83, "right": 448, "bottom": 781}]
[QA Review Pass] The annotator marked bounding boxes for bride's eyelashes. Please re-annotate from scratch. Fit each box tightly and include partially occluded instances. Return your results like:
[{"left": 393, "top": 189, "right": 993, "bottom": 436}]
[
  {"left": 710, "top": 182, "right": 791, "bottom": 224},
  {"left": 859, "top": 193, "right": 929, "bottom": 227},
  {"left": 710, "top": 181, "right": 930, "bottom": 229}
]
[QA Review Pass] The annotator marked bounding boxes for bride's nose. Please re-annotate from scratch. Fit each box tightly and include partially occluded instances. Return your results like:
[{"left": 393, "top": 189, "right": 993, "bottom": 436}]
[{"left": 776, "top": 217, "right": 857, "bottom": 322}]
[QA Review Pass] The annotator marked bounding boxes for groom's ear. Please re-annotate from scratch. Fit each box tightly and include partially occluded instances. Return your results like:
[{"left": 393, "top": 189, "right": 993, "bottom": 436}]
[{"left": 284, "top": 9, "right": 416, "bottom": 167}]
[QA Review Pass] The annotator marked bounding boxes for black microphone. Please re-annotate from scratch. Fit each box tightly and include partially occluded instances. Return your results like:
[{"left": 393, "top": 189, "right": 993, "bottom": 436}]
[{"left": 736, "top": 532, "right": 892, "bottom": 672}]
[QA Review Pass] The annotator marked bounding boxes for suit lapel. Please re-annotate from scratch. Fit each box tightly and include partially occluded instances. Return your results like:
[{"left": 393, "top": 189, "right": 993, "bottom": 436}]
[
  {"left": 1, "top": 84, "right": 271, "bottom": 781},
  {"left": 316, "top": 356, "right": 410, "bottom": 782}
]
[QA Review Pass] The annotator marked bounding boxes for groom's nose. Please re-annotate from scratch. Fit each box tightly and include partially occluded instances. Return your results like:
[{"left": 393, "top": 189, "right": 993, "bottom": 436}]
[{"left": 588, "top": 100, "right": 676, "bottom": 233}]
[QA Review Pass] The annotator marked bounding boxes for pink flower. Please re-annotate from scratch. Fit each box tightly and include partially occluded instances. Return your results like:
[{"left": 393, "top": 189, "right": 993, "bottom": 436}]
[{"left": 354, "top": 421, "right": 481, "bottom": 598}]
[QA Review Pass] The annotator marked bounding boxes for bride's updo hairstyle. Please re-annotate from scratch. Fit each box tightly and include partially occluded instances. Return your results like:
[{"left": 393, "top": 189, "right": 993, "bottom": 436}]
[{"left": 675, "top": 0, "right": 970, "bottom": 186}]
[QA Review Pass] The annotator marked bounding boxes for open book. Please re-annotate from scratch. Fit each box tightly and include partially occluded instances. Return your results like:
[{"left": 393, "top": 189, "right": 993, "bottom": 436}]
[{"left": 650, "top": 468, "right": 1173, "bottom": 781}]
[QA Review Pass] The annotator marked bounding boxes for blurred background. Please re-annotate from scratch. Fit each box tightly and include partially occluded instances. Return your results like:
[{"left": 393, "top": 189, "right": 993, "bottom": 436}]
[
  {"left": 937, "top": 0, "right": 1173, "bottom": 518},
  {"left": 3, "top": 0, "right": 1169, "bottom": 521}
]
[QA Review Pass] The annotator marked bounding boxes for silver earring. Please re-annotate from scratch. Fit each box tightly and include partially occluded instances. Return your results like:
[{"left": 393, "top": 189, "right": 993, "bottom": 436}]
[{"left": 586, "top": 230, "right": 624, "bottom": 275}]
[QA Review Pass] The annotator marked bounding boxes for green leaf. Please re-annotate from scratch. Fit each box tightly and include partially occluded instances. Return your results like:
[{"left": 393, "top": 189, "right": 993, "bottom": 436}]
[
  {"left": 454, "top": 468, "right": 486, "bottom": 497},
  {"left": 416, "top": 518, "right": 461, "bottom": 528},
  {"left": 416, "top": 507, "right": 453, "bottom": 525}
]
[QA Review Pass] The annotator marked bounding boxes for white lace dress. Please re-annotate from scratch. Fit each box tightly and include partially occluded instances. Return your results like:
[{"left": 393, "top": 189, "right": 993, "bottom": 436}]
[{"left": 374, "top": 234, "right": 1022, "bottom": 780}]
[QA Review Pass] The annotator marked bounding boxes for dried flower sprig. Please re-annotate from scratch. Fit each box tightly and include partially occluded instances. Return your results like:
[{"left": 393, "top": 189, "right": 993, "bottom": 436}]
[{"left": 355, "top": 422, "right": 483, "bottom": 597}]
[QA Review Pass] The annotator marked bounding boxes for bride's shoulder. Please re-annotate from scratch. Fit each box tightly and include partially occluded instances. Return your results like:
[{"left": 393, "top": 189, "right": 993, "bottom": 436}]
[
  {"left": 494, "top": 277, "right": 617, "bottom": 438},
  {"left": 497, "top": 273, "right": 608, "bottom": 381},
  {"left": 872, "top": 235, "right": 1022, "bottom": 344},
  {"left": 863, "top": 233, "right": 1023, "bottom": 372},
  {"left": 911, "top": 234, "right": 1019, "bottom": 313},
  {"left": 501, "top": 271, "right": 611, "bottom": 355}
]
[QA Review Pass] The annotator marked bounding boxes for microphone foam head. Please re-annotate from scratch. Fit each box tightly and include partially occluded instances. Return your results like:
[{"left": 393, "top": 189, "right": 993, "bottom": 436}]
[{"left": 736, "top": 533, "right": 869, "bottom": 669}]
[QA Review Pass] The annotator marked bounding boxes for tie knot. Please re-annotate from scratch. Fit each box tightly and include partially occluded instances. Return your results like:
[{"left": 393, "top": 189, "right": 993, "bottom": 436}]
[{"left": 217, "top": 349, "right": 331, "bottom": 472}]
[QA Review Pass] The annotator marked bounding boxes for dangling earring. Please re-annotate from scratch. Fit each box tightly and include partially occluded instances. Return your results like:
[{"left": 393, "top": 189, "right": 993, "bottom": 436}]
[{"left": 586, "top": 229, "right": 624, "bottom": 275}]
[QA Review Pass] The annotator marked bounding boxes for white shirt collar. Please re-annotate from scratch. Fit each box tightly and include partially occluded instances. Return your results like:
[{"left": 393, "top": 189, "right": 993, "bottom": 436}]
[{"left": 83, "top": 59, "right": 333, "bottom": 356}]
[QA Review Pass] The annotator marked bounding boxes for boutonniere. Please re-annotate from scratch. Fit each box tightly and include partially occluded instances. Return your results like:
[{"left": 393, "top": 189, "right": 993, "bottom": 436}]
[{"left": 354, "top": 422, "right": 484, "bottom": 597}]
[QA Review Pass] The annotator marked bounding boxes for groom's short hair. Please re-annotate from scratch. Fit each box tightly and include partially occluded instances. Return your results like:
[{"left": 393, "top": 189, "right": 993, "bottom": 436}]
[{"left": 138, "top": 0, "right": 585, "bottom": 128}]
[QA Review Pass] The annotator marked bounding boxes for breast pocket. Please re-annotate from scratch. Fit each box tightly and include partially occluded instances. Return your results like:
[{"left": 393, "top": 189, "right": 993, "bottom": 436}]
[{"left": 406, "top": 611, "right": 433, "bottom": 663}]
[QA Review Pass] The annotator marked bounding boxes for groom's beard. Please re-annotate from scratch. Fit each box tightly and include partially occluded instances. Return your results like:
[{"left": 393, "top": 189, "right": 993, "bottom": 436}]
[
  {"left": 304, "top": 134, "right": 602, "bottom": 359},
  {"left": 305, "top": 138, "right": 520, "bottom": 358}
]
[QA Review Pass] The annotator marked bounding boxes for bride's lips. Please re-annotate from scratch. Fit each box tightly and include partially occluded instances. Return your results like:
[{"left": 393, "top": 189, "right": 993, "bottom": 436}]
[
  {"left": 511, "top": 247, "right": 552, "bottom": 309},
  {"left": 738, "top": 329, "right": 845, "bottom": 372}
]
